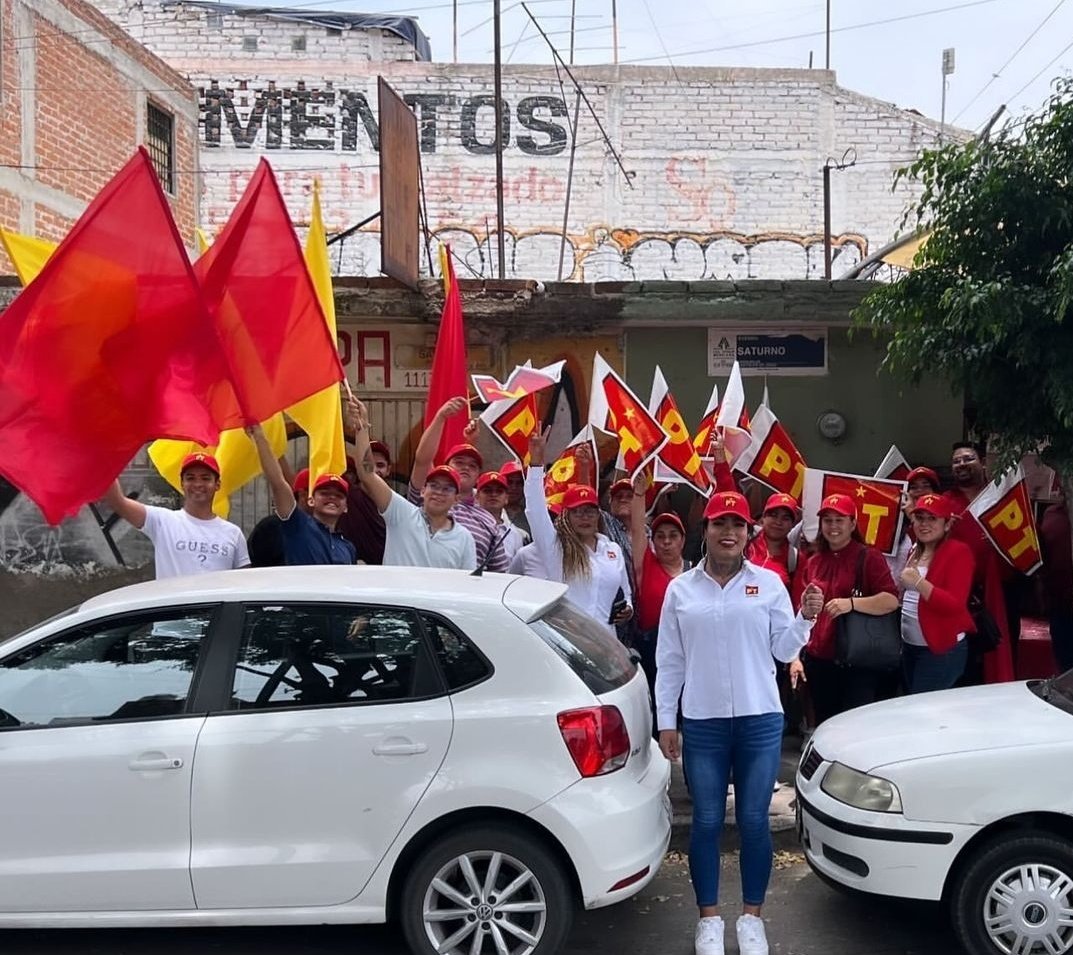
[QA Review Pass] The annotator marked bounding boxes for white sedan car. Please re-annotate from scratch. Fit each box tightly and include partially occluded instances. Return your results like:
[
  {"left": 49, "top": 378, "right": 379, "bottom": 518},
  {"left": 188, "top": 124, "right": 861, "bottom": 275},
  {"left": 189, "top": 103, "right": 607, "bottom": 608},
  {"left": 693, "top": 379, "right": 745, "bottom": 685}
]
[
  {"left": 0, "top": 567, "right": 670, "bottom": 955},
  {"left": 796, "top": 678, "right": 1073, "bottom": 955}
]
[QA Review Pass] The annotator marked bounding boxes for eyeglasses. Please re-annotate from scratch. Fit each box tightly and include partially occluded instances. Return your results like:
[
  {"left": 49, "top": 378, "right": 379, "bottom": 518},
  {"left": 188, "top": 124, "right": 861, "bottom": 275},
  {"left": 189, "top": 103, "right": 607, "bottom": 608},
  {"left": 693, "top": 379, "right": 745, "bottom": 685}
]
[{"left": 426, "top": 482, "right": 457, "bottom": 494}]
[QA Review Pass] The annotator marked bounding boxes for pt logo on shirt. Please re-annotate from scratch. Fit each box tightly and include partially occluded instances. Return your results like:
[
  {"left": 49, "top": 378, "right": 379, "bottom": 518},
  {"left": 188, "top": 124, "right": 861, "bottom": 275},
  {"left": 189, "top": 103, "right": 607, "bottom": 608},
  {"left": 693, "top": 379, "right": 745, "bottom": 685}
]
[
  {"left": 607, "top": 549, "right": 618, "bottom": 560},
  {"left": 745, "top": 585, "right": 759, "bottom": 596}
]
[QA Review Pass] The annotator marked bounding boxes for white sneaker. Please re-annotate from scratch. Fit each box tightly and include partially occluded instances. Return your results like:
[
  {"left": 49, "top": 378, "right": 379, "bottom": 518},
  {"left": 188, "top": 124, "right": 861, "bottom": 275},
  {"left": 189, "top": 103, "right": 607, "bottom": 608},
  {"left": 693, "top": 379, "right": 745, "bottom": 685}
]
[
  {"left": 694, "top": 916, "right": 725, "bottom": 955},
  {"left": 736, "top": 914, "right": 769, "bottom": 955}
]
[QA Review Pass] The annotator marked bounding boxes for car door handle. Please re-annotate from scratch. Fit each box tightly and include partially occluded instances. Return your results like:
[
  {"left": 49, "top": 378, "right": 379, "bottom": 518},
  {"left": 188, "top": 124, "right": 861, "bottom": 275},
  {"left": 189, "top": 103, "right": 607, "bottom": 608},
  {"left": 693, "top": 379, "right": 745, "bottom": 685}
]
[
  {"left": 129, "top": 754, "right": 184, "bottom": 772},
  {"left": 372, "top": 740, "right": 428, "bottom": 756}
]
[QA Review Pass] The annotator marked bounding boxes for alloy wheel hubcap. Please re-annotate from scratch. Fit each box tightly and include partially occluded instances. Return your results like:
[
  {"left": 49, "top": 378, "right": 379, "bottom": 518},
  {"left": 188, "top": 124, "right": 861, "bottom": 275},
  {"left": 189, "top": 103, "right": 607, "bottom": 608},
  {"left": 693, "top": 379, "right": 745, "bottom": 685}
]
[
  {"left": 422, "top": 849, "right": 547, "bottom": 955},
  {"left": 983, "top": 862, "right": 1073, "bottom": 954}
]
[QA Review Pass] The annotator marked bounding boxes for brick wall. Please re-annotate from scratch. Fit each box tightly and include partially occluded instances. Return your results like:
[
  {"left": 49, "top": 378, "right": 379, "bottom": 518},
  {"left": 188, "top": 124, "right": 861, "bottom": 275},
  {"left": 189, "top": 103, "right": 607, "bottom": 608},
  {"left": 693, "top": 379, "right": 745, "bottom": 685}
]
[{"left": 0, "top": 0, "right": 200, "bottom": 275}]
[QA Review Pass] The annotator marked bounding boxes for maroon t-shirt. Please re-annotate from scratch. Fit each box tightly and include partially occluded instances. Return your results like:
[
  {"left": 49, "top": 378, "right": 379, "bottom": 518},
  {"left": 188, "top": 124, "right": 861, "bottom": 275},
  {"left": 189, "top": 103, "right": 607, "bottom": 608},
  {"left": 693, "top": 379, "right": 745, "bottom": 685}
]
[{"left": 800, "top": 539, "right": 898, "bottom": 659}]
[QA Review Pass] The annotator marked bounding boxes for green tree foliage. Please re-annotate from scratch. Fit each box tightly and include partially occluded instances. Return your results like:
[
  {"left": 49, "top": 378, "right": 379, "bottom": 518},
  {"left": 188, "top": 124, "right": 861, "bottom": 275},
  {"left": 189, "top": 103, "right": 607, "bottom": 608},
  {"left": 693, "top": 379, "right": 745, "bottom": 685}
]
[{"left": 855, "top": 78, "right": 1073, "bottom": 472}]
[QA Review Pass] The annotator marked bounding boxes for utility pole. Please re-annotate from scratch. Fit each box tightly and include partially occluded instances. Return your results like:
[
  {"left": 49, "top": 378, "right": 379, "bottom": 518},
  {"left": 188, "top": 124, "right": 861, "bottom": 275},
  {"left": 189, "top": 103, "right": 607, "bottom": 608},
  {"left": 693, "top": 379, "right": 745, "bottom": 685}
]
[
  {"left": 493, "top": 0, "right": 506, "bottom": 279},
  {"left": 823, "top": 162, "right": 832, "bottom": 280},
  {"left": 453, "top": 0, "right": 458, "bottom": 62},
  {"left": 611, "top": 0, "right": 619, "bottom": 65},
  {"left": 825, "top": 0, "right": 831, "bottom": 69},
  {"left": 940, "top": 47, "right": 956, "bottom": 145},
  {"left": 569, "top": 0, "right": 577, "bottom": 64}
]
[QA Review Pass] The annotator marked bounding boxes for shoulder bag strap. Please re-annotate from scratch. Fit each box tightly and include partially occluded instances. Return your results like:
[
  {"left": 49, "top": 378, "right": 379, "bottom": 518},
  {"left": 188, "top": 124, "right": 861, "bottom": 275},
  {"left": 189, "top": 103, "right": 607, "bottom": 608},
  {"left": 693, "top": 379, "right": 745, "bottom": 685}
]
[{"left": 852, "top": 546, "right": 867, "bottom": 598}]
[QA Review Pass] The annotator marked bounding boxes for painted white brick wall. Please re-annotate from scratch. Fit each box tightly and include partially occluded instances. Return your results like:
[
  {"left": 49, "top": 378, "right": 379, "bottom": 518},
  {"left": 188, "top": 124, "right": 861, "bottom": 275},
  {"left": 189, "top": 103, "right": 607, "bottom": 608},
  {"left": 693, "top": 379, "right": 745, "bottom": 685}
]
[{"left": 93, "top": 3, "right": 950, "bottom": 281}]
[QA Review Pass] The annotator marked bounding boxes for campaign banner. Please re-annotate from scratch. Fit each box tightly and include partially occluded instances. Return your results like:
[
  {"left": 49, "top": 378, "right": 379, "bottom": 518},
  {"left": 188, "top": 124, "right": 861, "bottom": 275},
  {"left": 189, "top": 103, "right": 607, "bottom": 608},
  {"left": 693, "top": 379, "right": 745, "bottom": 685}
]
[
  {"left": 735, "top": 405, "right": 807, "bottom": 501},
  {"left": 969, "top": 466, "right": 1043, "bottom": 575},
  {"left": 802, "top": 468, "right": 907, "bottom": 556}
]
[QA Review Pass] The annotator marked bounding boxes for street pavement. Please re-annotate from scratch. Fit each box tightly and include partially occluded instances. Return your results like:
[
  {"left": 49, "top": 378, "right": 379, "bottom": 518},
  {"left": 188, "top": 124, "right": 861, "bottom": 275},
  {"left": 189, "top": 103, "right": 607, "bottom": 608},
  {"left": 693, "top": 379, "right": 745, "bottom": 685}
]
[{"left": 0, "top": 852, "right": 958, "bottom": 955}]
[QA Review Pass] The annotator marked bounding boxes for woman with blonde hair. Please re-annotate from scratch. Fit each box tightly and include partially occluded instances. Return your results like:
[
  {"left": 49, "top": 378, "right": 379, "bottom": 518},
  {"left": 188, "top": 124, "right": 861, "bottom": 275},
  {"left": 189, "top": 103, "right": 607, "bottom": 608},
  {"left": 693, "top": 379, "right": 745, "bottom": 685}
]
[{"left": 524, "top": 429, "right": 633, "bottom": 636}]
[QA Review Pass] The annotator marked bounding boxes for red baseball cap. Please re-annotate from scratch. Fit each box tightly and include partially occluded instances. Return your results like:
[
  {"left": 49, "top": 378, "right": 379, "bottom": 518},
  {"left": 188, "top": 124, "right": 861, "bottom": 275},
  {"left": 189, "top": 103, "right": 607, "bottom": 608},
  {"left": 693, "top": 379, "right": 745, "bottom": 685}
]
[
  {"left": 652, "top": 512, "right": 685, "bottom": 534},
  {"left": 818, "top": 493, "right": 857, "bottom": 519},
  {"left": 906, "top": 466, "right": 941, "bottom": 489},
  {"left": 292, "top": 468, "right": 310, "bottom": 494},
  {"left": 370, "top": 440, "right": 392, "bottom": 460},
  {"left": 763, "top": 492, "right": 800, "bottom": 516},
  {"left": 609, "top": 478, "right": 633, "bottom": 496},
  {"left": 477, "top": 471, "right": 507, "bottom": 491},
  {"left": 180, "top": 452, "right": 220, "bottom": 477},
  {"left": 499, "top": 460, "right": 523, "bottom": 478},
  {"left": 444, "top": 443, "right": 483, "bottom": 468},
  {"left": 547, "top": 500, "right": 563, "bottom": 516},
  {"left": 909, "top": 493, "right": 952, "bottom": 519},
  {"left": 313, "top": 473, "right": 348, "bottom": 494},
  {"left": 703, "top": 491, "right": 752, "bottom": 522},
  {"left": 562, "top": 485, "right": 600, "bottom": 510},
  {"left": 426, "top": 465, "right": 462, "bottom": 491}
]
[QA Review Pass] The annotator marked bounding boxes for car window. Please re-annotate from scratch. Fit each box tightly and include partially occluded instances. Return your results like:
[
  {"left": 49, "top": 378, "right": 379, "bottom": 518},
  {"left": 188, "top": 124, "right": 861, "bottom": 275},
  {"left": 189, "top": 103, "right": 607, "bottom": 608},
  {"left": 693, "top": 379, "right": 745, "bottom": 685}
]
[
  {"left": 528, "top": 599, "right": 635, "bottom": 694},
  {"left": 421, "top": 613, "right": 491, "bottom": 691},
  {"left": 0, "top": 609, "right": 214, "bottom": 729},
  {"left": 231, "top": 604, "right": 437, "bottom": 710}
]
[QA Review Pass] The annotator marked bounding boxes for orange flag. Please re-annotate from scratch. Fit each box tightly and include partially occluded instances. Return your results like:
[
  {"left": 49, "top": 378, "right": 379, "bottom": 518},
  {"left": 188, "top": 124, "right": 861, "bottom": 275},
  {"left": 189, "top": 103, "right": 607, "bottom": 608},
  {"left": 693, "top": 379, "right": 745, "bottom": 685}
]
[
  {"left": 803, "top": 469, "right": 907, "bottom": 556},
  {"left": 426, "top": 246, "right": 468, "bottom": 462},
  {"left": 735, "top": 405, "right": 807, "bottom": 500},
  {"left": 0, "top": 149, "right": 220, "bottom": 523},
  {"left": 589, "top": 353, "right": 668, "bottom": 478},
  {"left": 195, "top": 159, "right": 344, "bottom": 428},
  {"left": 648, "top": 365, "right": 710, "bottom": 496},
  {"left": 969, "top": 466, "right": 1043, "bottom": 574}
]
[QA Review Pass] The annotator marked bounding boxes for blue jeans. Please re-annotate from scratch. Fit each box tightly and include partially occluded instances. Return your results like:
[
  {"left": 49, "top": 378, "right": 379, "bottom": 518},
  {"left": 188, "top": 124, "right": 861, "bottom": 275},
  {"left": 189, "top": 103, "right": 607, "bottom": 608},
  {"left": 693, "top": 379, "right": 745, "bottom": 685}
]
[
  {"left": 902, "top": 639, "right": 967, "bottom": 694},
  {"left": 1051, "top": 613, "right": 1073, "bottom": 673},
  {"left": 682, "top": 713, "right": 784, "bottom": 907}
]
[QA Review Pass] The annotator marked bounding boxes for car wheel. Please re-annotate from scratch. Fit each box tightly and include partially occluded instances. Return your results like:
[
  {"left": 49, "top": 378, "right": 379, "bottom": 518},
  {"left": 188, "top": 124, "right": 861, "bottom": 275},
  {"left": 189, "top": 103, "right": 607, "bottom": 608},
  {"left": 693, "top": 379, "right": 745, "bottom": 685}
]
[
  {"left": 400, "top": 824, "right": 574, "bottom": 955},
  {"left": 951, "top": 831, "right": 1073, "bottom": 955}
]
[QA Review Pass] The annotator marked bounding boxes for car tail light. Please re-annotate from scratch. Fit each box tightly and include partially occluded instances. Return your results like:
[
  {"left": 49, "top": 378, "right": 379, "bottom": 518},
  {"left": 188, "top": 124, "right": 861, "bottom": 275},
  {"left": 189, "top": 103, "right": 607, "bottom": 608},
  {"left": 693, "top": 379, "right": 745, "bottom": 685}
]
[{"left": 556, "top": 706, "right": 630, "bottom": 777}]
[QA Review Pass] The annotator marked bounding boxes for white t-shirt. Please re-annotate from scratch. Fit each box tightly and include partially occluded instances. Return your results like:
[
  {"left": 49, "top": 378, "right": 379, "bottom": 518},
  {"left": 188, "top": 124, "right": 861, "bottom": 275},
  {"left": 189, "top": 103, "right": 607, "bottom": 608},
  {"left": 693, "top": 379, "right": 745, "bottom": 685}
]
[
  {"left": 382, "top": 492, "right": 477, "bottom": 570},
  {"left": 141, "top": 506, "right": 250, "bottom": 579},
  {"left": 508, "top": 541, "right": 545, "bottom": 576}
]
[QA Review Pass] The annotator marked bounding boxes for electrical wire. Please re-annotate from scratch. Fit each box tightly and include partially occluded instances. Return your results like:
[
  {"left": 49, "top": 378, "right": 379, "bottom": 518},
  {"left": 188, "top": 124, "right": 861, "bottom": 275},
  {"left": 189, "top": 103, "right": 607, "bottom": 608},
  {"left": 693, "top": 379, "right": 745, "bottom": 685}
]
[
  {"left": 951, "top": 0, "right": 1067, "bottom": 124},
  {"left": 1003, "top": 33, "right": 1073, "bottom": 108}
]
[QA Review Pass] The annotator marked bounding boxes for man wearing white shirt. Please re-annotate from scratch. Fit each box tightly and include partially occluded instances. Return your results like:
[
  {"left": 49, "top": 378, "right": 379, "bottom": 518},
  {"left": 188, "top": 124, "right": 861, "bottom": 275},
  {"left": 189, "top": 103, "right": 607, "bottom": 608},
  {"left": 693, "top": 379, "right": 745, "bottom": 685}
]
[{"left": 655, "top": 489, "right": 823, "bottom": 955}]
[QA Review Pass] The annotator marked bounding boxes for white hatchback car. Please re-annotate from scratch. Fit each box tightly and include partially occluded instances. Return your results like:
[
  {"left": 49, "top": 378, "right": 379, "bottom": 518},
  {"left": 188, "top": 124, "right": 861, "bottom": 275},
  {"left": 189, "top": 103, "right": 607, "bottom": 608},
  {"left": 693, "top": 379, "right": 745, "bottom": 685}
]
[
  {"left": 796, "top": 677, "right": 1073, "bottom": 955},
  {"left": 0, "top": 566, "right": 670, "bottom": 955}
]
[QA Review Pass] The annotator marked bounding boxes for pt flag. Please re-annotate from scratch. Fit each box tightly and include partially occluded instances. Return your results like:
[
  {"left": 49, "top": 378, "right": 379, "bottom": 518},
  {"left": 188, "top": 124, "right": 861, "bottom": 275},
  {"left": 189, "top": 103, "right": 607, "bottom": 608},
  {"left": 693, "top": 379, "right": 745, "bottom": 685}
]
[
  {"left": 969, "top": 466, "right": 1043, "bottom": 575},
  {"left": 692, "top": 383, "right": 720, "bottom": 461},
  {"left": 472, "top": 360, "right": 563, "bottom": 404},
  {"left": 284, "top": 179, "right": 346, "bottom": 486},
  {"left": 482, "top": 392, "right": 539, "bottom": 467},
  {"left": 735, "top": 405, "right": 807, "bottom": 500},
  {"left": 874, "top": 444, "right": 911, "bottom": 481},
  {"left": 0, "top": 230, "right": 57, "bottom": 286},
  {"left": 544, "top": 425, "right": 599, "bottom": 505},
  {"left": 195, "top": 158, "right": 344, "bottom": 429},
  {"left": 802, "top": 469, "right": 907, "bottom": 556},
  {"left": 425, "top": 245, "right": 469, "bottom": 462},
  {"left": 0, "top": 149, "right": 221, "bottom": 524},
  {"left": 647, "top": 365, "right": 710, "bottom": 496},
  {"left": 588, "top": 353, "right": 668, "bottom": 477},
  {"left": 714, "top": 360, "right": 752, "bottom": 466}
]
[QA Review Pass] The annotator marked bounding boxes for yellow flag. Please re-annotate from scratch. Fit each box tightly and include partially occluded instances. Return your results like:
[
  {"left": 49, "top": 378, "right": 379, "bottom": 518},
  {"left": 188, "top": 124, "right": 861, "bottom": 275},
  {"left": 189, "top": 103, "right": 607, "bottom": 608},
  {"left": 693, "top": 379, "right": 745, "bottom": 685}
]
[
  {"left": 285, "top": 180, "right": 345, "bottom": 487},
  {"left": 0, "top": 229, "right": 58, "bottom": 285},
  {"left": 148, "top": 415, "right": 288, "bottom": 519}
]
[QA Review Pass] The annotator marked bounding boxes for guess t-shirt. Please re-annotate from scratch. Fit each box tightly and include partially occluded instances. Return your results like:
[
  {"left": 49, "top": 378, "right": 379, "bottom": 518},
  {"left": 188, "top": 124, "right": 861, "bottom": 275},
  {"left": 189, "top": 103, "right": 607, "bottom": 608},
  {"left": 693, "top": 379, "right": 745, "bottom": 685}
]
[{"left": 141, "top": 506, "right": 251, "bottom": 579}]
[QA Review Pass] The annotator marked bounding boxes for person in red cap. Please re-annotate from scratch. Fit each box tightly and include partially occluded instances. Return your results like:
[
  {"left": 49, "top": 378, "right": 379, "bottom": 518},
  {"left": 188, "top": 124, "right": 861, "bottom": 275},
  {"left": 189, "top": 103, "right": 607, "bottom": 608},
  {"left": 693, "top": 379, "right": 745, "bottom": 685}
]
[
  {"left": 337, "top": 452, "right": 386, "bottom": 566},
  {"left": 885, "top": 465, "right": 944, "bottom": 579},
  {"left": 476, "top": 470, "right": 530, "bottom": 560},
  {"left": 498, "top": 459, "right": 530, "bottom": 535},
  {"left": 246, "top": 468, "right": 315, "bottom": 568},
  {"left": 655, "top": 489, "right": 824, "bottom": 955},
  {"left": 525, "top": 429, "right": 633, "bottom": 636},
  {"left": 898, "top": 494, "right": 975, "bottom": 693},
  {"left": 103, "top": 452, "right": 250, "bottom": 579},
  {"left": 797, "top": 493, "right": 900, "bottom": 725},
  {"left": 250, "top": 425, "right": 356, "bottom": 565},
  {"left": 407, "top": 397, "right": 509, "bottom": 573},
  {"left": 350, "top": 398, "right": 476, "bottom": 570}
]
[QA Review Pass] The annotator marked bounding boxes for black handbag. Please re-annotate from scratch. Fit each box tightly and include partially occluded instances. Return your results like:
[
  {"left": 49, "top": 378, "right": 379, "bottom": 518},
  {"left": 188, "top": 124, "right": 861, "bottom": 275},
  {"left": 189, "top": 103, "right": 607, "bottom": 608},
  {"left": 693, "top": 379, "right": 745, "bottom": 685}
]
[
  {"left": 967, "top": 585, "right": 1002, "bottom": 652},
  {"left": 834, "top": 549, "right": 903, "bottom": 671}
]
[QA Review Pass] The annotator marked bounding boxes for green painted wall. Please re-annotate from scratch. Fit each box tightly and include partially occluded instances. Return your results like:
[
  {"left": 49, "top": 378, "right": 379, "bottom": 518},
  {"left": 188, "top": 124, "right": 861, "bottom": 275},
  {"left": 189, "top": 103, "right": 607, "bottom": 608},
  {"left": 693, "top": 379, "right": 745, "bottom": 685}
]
[{"left": 625, "top": 326, "right": 963, "bottom": 475}]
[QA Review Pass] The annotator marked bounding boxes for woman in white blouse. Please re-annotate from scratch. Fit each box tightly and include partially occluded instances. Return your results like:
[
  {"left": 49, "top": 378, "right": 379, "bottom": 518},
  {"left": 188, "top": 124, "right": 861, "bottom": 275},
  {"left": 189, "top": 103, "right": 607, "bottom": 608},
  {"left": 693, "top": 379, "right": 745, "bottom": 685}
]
[
  {"left": 656, "top": 490, "right": 823, "bottom": 955},
  {"left": 523, "top": 429, "right": 633, "bottom": 637}
]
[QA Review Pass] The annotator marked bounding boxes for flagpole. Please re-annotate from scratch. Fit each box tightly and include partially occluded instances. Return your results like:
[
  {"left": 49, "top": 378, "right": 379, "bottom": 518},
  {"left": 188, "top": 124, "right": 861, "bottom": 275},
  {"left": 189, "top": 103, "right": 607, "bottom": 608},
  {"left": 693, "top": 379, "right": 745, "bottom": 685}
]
[{"left": 493, "top": 0, "right": 507, "bottom": 279}]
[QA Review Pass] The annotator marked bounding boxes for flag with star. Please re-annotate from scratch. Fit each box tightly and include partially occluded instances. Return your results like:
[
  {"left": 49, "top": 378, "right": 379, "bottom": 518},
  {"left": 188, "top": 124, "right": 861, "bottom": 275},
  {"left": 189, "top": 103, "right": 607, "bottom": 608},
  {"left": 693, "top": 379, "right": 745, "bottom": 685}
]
[
  {"left": 648, "top": 365, "right": 710, "bottom": 496},
  {"left": 801, "top": 468, "right": 907, "bottom": 556},
  {"left": 588, "top": 352, "right": 668, "bottom": 478}
]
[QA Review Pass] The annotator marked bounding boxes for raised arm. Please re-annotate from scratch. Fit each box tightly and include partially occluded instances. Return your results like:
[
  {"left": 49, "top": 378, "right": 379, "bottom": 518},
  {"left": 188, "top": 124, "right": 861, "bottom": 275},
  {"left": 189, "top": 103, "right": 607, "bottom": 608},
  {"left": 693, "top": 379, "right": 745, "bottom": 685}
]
[
  {"left": 410, "top": 396, "right": 469, "bottom": 489},
  {"left": 249, "top": 424, "right": 296, "bottom": 520},
  {"left": 103, "top": 480, "right": 147, "bottom": 530},
  {"left": 347, "top": 395, "right": 394, "bottom": 514},
  {"left": 523, "top": 427, "right": 560, "bottom": 580},
  {"left": 707, "top": 428, "right": 739, "bottom": 492},
  {"left": 629, "top": 471, "right": 649, "bottom": 583}
]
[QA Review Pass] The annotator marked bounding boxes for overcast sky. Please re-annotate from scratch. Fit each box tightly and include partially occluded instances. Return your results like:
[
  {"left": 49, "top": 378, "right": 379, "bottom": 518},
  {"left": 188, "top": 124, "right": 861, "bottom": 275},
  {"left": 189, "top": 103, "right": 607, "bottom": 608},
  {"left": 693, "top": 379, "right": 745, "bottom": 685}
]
[{"left": 249, "top": 0, "right": 1073, "bottom": 132}]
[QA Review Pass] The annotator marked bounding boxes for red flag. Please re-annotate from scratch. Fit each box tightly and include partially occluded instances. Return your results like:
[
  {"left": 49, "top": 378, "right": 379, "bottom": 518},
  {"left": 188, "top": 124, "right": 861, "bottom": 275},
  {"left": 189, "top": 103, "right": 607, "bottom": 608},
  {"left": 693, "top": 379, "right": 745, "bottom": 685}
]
[
  {"left": 0, "top": 149, "right": 220, "bottom": 524},
  {"left": 472, "top": 360, "right": 562, "bottom": 404},
  {"left": 969, "top": 467, "right": 1043, "bottom": 574},
  {"left": 803, "top": 469, "right": 907, "bottom": 556},
  {"left": 195, "top": 159, "right": 344, "bottom": 428},
  {"left": 482, "top": 392, "right": 539, "bottom": 466},
  {"left": 874, "top": 444, "right": 911, "bottom": 481},
  {"left": 648, "top": 366, "right": 710, "bottom": 496},
  {"left": 588, "top": 353, "right": 668, "bottom": 477},
  {"left": 425, "top": 248, "right": 468, "bottom": 461},
  {"left": 736, "top": 405, "right": 807, "bottom": 500},
  {"left": 544, "top": 425, "right": 599, "bottom": 505}
]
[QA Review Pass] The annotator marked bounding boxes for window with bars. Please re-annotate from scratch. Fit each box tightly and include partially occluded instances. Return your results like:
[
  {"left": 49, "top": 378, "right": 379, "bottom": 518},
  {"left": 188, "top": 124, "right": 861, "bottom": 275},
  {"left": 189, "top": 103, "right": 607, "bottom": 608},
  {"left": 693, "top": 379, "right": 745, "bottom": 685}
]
[{"left": 146, "top": 102, "right": 175, "bottom": 195}]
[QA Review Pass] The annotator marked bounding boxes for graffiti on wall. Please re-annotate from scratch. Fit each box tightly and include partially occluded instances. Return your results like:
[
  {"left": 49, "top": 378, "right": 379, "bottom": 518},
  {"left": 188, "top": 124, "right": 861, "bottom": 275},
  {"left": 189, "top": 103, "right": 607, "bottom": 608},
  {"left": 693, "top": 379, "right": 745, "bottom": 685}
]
[{"left": 329, "top": 225, "right": 867, "bottom": 282}]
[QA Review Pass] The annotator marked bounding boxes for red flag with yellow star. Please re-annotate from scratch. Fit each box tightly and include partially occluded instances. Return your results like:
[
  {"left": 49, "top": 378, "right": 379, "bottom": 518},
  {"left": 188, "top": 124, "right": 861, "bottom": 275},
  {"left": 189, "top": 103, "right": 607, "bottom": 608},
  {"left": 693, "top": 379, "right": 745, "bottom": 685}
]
[
  {"left": 968, "top": 466, "right": 1043, "bottom": 575},
  {"left": 648, "top": 365, "right": 710, "bottom": 496},
  {"left": 734, "top": 405, "right": 807, "bottom": 501},
  {"left": 481, "top": 391, "right": 539, "bottom": 467},
  {"left": 543, "top": 425, "right": 599, "bottom": 505},
  {"left": 588, "top": 353, "right": 668, "bottom": 478},
  {"left": 802, "top": 468, "right": 907, "bottom": 555}
]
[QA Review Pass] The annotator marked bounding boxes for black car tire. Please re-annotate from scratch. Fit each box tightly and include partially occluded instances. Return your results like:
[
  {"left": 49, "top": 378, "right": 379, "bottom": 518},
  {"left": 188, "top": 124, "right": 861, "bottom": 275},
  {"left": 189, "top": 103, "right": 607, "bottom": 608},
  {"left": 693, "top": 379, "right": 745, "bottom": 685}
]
[
  {"left": 400, "top": 824, "right": 574, "bottom": 955},
  {"left": 951, "top": 830, "right": 1073, "bottom": 955}
]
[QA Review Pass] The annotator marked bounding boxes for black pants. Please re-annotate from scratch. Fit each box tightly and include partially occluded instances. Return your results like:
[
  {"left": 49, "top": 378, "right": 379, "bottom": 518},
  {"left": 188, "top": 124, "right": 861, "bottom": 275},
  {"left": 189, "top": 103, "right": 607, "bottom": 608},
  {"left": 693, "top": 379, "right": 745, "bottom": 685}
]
[
  {"left": 803, "top": 653, "right": 898, "bottom": 727},
  {"left": 632, "top": 628, "right": 659, "bottom": 738}
]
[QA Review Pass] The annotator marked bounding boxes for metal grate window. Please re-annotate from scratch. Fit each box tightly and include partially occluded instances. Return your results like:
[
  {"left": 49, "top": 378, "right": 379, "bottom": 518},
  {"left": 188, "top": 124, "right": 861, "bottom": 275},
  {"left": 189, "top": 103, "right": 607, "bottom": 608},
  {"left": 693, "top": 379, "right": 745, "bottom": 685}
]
[{"left": 145, "top": 102, "right": 175, "bottom": 195}]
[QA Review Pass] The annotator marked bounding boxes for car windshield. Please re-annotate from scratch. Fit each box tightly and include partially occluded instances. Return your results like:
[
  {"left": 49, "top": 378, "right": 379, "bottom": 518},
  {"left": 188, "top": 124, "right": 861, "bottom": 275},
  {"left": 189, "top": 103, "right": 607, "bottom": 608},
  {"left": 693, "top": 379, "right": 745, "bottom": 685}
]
[
  {"left": 528, "top": 599, "right": 635, "bottom": 694},
  {"left": 1033, "top": 669, "right": 1073, "bottom": 713}
]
